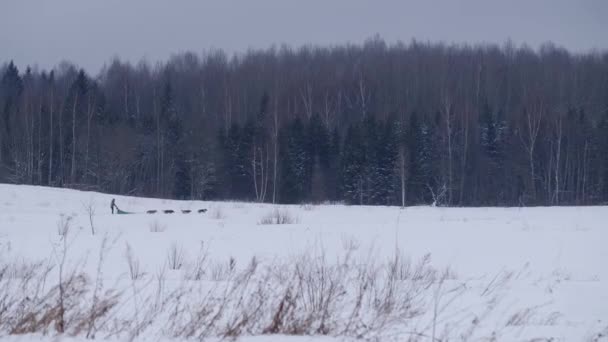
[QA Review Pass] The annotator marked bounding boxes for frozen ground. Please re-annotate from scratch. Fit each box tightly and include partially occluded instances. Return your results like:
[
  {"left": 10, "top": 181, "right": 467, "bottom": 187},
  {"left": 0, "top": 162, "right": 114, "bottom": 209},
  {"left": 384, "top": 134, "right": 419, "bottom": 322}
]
[{"left": 0, "top": 184, "right": 606, "bottom": 341}]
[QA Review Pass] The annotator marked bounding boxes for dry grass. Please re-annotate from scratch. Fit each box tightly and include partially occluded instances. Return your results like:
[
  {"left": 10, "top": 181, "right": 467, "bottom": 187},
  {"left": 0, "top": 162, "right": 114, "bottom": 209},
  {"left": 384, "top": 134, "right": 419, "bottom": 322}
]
[
  {"left": 56, "top": 214, "right": 73, "bottom": 236},
  {"left": 0, "top": 236, "right": 540, "bottom": 341},
  {"left": 183, "top": 242, "right": 209, "bottom": 281},
  {"left": 125, "top": 243, "right": 145, "bottom": 281},
  {"left": 148, "top": 220, "right": 166, "bottom": 233},
  {"left": 0, "top": 236, "right": 120, "bottom": 337},
  {"left": 166, "top": 242, "right": 185, "bottom": 270},
  {"left": 258, "top": 208, "right": 299, "bottom": 225}
]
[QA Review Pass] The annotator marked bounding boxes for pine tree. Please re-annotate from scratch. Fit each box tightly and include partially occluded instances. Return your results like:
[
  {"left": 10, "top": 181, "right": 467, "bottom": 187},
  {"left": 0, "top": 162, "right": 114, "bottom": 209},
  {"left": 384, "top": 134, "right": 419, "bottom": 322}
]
[
  {"left": 406, "top": 113, "right": 420, "bottom": 203},
  {"left": 406, "top": 112, "right": 440, "bottom": 204},
  {"left": 571, "top": 109, "right": 594, "bottom": 204},
  {"left": 372, "top": 118, "right": 398, "bottom": 205},
  {"left": 326, "top": 127, "right": 341, "bottom": 201},
  {"left": 279, "top": 118, "right": 310, "bottom": 203},
  {"left": 361, "top": 115, "right": 377, "bottom": 204},
  {"left": 307, "top": 113, "right": 330, "bottom": 201},
  {"left": 173, "top": 156, "right": 191, "bottom": 199},
  {"left": 219, "top": 123, "right": 252, "bottom": 200},
  {"left": 479, "top": 103, "right": 505, "bottom": 204},
  {"left": 340, "top": 123, "right": 365, "bottom": 204},
  {"left": 0, "top": 61, "right": 23, "bottom": 170},
  {"left": 160, "top": 80, "right": 191, "bottom": 199}
]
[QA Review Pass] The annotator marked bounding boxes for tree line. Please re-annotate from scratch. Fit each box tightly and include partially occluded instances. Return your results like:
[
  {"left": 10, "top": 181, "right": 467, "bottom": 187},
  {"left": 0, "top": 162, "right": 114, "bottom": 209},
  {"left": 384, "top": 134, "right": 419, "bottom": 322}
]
[{"left": 1, "top": 38, "right": 608, "bottom": 206}]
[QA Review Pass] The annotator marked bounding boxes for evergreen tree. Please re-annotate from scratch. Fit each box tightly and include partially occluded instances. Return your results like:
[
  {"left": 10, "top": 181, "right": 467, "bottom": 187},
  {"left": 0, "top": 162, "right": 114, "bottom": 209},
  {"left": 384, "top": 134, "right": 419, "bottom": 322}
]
[
  {"left": 326, "top": 127, "right": 341, "bottom": 201},
  {"left": 307, "top": 113, "right": 330, "bottom": 201},
  {"left": 372, "top": 118, "right": 398, "bottom": 205},
  {"left": 173, "top": 156, "right": 191, "bottom": 199},
  {"left": 361, "top": 115, "right": 377, "bottom": 204},
  {"left": 479, "top": 103, "right": 506, "bottom": 204},
  {"left": 279, "top": 118, "right": 310, "bottom": 203},
  {"left": 0, "top": 61, "right": 23, "bottom": 167},
  {"left": 406, "top": 112, "right": 423, "bottom": 203},
  {"left": 160, "top": 80, "right": 191, "bottom": 198},
  {"left": 219, "top": 123, "right": 252, "bottom": 200},
  {"left": 571, "top": 109, "right": 594, "bottom": 204},
  {"left": 340, "top": 123, "right": 365, "bottom": 204},
  {"left": 406, "top": 112, "right": 439, "bottom": 204}
]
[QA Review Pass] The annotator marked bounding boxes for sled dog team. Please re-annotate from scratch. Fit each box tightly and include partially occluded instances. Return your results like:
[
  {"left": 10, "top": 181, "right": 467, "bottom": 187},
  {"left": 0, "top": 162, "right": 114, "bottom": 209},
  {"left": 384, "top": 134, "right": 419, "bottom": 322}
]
[{"left": 111, "top": 198, "right": 207, "bottom": 215}]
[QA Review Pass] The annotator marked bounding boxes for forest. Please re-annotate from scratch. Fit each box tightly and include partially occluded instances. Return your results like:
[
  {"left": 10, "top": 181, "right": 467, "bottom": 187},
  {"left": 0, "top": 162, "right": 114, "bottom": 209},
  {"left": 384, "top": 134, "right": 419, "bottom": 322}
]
[{"left": 1, "top": 38, "right": 608, "bottom": 206}]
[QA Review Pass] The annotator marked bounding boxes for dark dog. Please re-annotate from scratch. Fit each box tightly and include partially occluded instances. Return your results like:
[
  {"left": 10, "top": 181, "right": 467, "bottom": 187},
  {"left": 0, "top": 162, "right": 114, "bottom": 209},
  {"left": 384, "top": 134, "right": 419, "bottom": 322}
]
[
  {"left": 147, "top": 210, "right": 157, "bottom": 214},
  {"left": 163, "top": 210, "right": 175, "bottom": 214},
  {"left": 198, "top": 209, "right": 207, "bottom": 213}
]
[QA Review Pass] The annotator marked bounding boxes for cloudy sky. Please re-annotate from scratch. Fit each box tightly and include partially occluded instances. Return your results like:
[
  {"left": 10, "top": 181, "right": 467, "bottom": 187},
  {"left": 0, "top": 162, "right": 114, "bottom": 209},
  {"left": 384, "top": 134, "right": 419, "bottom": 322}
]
[{"left": 1, "top": 0, "right": 607, "bottom": 73}]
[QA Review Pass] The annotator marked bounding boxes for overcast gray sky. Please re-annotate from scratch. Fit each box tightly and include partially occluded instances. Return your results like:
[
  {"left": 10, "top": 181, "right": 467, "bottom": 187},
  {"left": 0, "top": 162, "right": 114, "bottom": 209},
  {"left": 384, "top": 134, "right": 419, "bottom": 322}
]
[{"left": 1, "top": 0, "right": 607, "bottom": 74}]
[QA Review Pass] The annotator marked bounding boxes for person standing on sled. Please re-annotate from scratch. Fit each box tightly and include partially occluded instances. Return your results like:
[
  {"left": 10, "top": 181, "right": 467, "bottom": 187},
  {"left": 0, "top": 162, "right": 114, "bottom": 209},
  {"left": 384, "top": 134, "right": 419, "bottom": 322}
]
[{"left": 111, "top": 198, "right": 117, "bottom": 214}]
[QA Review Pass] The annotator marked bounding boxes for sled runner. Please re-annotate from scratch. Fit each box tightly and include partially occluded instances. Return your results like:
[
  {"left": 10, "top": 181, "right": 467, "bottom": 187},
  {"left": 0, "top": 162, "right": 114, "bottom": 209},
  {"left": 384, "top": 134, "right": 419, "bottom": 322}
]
[{"left": 116, "top": 208, "right": 134, "bottom": 215}]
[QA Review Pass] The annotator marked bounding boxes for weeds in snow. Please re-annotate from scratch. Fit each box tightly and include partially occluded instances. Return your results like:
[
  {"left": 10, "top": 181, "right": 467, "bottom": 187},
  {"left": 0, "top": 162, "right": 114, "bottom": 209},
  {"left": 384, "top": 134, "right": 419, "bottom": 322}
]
[
  {"left": 183, "top": 242, "right": 209, "bottom": 281},
  {"left": 340, "top": 234, "right": 361, "bottom": 253},
  {"left": 210, "top": 257, "right": 237, "bottom": 281},
  {"left": 56, "top": 214, "right": 73, "bottom": 236},
  {"left": 81, "top": 199, "right": 96, "bottom": 235},
  {"left": 148, "top": 220, "right": 166, "bottom": 233},
  {"left": 125, "top": 243, "right": 145, "bottom": 281},
  {"left": 0, "top": 240, "right": 545, "bottom": 341},
  {"left": 166, "top": 242, "right": 185, "bottom": 270},
  {"left": 258, "top": 208, "right": 299, "bottom": 225},
  {"left": 0, "top": 234, "right": 120, "bottom": 337}
]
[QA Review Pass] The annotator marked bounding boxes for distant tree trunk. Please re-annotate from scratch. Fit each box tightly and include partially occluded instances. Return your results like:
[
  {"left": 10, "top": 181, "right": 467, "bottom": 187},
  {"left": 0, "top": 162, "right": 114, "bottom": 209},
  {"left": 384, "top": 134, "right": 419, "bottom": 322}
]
[
  {"left": 357, "top": 75, "right": 368, "bottom": 118},
  {"left": 322, "top": 90, "right": 335, "bottom": 127},
  {"left": 264, "top": 143, "right": 270, "bottom": 201},
  {"left": 443, "top": 95, "right": 453, "bottom": 205},
  {"left": 252, "top": 142, "right": 270, "bottom": 202},
  {"left": 59, "top": 100, "right": 64, "bottom": 185},
  {"left": 399, "top": 145, "right": 406, "bottom": 207},
  {"left": 520, "top": 103, "right": 543, "bottom": 202},
  {"left": 160, "top": 132, "right": 164, "bottom": 196},
  {"left": 358, "top": 178, "right": 363, "bottom": 205},
  {"left": 301, "top": 83, "right": 313, "bottom": 119},
  {"left": 37, "top": 100, "right": 42, "bottom": 184},
  {"left": 458, "top": 107, "right": 470, "bottom": 205},
  {"left": 25, "top": 96, "right": 34, "bottom": 183},
  {"left": 553, "top": 114, "right": 563, "bottom": 205},
  {"left": 153, "top": 87, "right": 162, "bottom": 196},
  {"left": 123, "top": 82, "right": 129, "bottom": 120},
  {"left": 224, "top": 84, "right": 232, "bottom": 133},
  {"left": 272, "top": 99, "right": 278, "bottom": 204},
  {"left": 48, "top": 90, "right": 54, "bottom": 185},
  {"left": 29, "top": 102, "right": 34, "bottom": 183},
  {"left": 581, "top": 141, "right": 588, "bottom": 204},
  {"left": 252, "top": 145, "right": 260, "bottom": 201},
  {"left": 71, "top": 93, "right": 78, "bottom": 184},
  {"left": 84, "top": 93, "right": 94, "bottom": 182}
]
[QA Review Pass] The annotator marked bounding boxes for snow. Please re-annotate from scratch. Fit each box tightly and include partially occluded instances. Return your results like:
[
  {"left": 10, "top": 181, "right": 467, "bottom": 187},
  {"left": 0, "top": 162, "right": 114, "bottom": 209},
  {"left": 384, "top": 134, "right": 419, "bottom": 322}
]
[{"left": 0, "top": 184, "right": 607, "bottom": 341}]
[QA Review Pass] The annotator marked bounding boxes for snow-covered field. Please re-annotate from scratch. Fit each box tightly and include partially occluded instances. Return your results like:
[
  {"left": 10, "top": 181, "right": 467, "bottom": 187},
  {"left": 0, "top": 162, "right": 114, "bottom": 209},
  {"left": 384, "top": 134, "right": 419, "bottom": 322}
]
[{"left": 0, "top": 184, "right": 606, "bottom": 341}]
